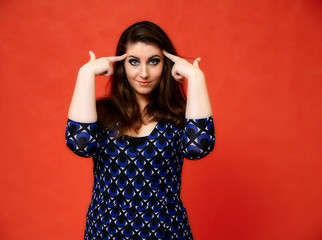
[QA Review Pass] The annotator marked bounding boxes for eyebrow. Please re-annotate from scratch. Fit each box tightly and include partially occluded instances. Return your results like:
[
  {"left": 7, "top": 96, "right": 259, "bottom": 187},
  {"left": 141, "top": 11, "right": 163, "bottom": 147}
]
[{"left": 128, "top": 55, "right": 161, "bottom": 60}]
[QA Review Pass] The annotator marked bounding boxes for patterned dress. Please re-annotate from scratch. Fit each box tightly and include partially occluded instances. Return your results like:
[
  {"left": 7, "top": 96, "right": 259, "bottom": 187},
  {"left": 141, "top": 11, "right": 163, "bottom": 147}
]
[{"left": 66, "top": 117, "right": 215, "bottom": 240}]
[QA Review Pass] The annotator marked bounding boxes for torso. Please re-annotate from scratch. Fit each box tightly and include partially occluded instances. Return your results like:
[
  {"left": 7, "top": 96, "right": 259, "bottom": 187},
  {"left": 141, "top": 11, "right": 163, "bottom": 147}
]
[{"left": 86, "top": 119, "right": 193, "bottom": 239}]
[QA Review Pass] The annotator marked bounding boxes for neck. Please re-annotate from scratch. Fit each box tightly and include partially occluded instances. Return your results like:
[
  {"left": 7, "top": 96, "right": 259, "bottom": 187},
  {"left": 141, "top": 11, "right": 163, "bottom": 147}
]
[{"left": 136, "top": 94, "right": 155, "bottom": 125}]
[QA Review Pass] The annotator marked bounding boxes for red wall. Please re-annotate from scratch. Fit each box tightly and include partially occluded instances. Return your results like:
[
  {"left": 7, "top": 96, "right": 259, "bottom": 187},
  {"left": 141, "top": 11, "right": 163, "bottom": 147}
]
[{"left": 1, "top": 0, "right": 322, "bottom": 239}]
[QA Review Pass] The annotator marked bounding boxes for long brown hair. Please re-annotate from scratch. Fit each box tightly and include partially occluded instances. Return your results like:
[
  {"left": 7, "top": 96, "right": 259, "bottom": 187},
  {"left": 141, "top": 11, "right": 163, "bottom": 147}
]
[{"left": 97, "top": 21, "right": 186, "bottom": 136}]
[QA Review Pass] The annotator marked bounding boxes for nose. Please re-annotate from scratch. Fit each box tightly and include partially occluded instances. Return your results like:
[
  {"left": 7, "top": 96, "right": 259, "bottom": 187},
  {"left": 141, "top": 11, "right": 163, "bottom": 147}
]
[{"left": 139, "top": 64, "right": 149, "bottom": 79}]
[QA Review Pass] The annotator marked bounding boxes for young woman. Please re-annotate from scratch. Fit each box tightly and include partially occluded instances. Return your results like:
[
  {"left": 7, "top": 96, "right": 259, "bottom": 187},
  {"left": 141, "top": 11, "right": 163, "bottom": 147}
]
[{"left": 66, "top": 21, "right": 215, "bottom": 240}]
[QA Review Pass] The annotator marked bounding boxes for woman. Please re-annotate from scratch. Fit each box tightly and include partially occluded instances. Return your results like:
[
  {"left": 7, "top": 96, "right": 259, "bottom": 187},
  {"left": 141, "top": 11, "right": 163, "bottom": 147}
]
[{"left": 66, "top": 21, "right": 215, "bottom": 240}]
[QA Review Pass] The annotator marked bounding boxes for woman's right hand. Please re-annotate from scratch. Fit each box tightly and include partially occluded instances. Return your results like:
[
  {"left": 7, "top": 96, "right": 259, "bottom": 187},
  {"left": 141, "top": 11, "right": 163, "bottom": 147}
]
[
  {"left": 68, "top": 51, "right": 127, "bottom": 122},
  {"left": 80, "top": 51, "right": 127, "bottom": 77}
]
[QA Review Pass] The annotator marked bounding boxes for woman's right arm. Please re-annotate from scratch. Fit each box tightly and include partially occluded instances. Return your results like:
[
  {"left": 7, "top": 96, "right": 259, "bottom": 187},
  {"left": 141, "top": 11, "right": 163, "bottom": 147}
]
[{"left": 68, "top": 51, "right": 127, "bottom": 123}]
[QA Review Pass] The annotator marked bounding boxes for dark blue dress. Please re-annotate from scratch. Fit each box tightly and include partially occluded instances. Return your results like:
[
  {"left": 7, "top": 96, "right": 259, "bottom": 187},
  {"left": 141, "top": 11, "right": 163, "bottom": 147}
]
[{"left": 66, "top": 117, "right": 215, "bottom": 240}]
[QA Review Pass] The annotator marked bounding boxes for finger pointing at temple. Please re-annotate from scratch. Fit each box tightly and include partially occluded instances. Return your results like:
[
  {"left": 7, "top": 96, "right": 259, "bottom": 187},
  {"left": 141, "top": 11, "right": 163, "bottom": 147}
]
[
  {"left": 163, "top": 50, "right": 202, "bottom": 81},
  {"left": 163, "top": 50, "right": 180, "bottom": 62},
  {"left": 108, "top": 54, "right": 127, "bottom": 63}
]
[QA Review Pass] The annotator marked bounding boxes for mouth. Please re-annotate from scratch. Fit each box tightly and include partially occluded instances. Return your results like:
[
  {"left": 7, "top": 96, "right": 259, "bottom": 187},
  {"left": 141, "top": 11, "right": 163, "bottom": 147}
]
[{"left": 138, "top": 81, "right": 151, "bottom": 86}]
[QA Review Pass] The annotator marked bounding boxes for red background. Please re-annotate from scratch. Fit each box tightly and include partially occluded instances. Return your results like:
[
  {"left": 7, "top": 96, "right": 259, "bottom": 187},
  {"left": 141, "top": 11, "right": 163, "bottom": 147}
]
[{"left": 1, "top": 0, "right": 322, "bottom": 239}]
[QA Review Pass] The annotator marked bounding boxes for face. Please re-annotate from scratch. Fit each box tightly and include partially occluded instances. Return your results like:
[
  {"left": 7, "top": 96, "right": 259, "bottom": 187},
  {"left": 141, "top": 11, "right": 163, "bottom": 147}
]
[{"left": 124, "top": 42, "right": 164, "bottom": 103}]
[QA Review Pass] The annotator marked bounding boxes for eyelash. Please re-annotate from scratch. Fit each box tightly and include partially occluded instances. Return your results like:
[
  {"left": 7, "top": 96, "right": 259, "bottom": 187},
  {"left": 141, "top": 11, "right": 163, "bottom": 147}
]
[
  {"left": 128, "top": 58, "right": 160, "bottom": 66},
  {"left": 129, "top": 59, "right": 139, "bottom": 66},
  {"left": 149, "top": 59, "right": 160, "bottom": 65}
]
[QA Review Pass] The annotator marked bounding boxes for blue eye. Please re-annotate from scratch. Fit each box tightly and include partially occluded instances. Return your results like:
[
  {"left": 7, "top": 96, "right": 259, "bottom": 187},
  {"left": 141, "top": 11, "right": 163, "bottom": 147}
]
[
  {"left": 129, "top": 59, "right": 139, "bottom": 66},
  {"left": 149, "top": 59, "right": 160, "bottom": 65}
]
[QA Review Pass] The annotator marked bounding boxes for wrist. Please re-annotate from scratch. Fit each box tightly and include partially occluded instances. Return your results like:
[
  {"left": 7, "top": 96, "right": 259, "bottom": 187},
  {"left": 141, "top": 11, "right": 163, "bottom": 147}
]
[
  {"left": 186, "top": 69, "right": 205, "bottom": 82},
  {"left": 79, "top": 64, "right": 96, "bottom": 76}
]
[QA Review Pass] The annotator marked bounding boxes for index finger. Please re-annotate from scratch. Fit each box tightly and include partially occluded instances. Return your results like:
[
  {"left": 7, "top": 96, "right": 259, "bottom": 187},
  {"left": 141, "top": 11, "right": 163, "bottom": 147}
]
[
  {"left": 163, "top": 50, "right": 180, "bottom": 62},
  {"left": 108, "top": 53, "right": 127, "bottom": 63}
]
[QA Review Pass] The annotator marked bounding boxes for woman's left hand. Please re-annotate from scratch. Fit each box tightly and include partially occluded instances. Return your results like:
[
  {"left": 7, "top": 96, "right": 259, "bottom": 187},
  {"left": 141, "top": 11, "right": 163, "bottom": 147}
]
[{"left": 163, "top": 50, "right": 202, "bottom": 83}]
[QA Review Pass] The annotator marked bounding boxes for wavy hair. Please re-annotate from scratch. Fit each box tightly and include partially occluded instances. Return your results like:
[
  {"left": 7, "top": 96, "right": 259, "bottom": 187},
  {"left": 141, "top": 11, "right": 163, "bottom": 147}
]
[{"left": 97, "top": 21, "right": 186, "bottom": 136}]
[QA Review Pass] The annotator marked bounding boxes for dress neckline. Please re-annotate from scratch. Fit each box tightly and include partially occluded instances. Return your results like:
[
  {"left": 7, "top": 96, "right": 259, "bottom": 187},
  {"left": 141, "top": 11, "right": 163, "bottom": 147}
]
[{"left": 123, "top": 121, "right": 160, "bottom": 139}]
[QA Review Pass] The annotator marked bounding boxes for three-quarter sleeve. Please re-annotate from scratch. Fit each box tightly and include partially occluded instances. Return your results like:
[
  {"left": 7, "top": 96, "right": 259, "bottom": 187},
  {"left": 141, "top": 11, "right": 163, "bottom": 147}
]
[
  {"left": 180, "top": 117, "right": 215, "bottom": 160},
  {"left": 65, "top": 119, "right": 100, "bottom": 158}
]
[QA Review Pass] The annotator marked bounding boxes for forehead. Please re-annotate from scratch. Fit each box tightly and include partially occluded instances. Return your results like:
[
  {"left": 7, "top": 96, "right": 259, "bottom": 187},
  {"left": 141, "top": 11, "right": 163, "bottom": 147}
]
[{"left": 125, "top": 42, "right": 162, "bottom": 57}]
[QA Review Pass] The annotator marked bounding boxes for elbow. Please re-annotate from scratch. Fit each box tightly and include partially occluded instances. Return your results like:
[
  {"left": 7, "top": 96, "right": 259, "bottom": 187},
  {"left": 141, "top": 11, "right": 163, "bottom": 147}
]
[
  {"left": 182, "top": 117, "right": 215, "bottom": 160},
  {"left": 66, "top": 138, "right": 99, "bottom": 158},
  {"left": 65, "top": 119, "right": 100, "bottom": 158},
  {"left": 65, "top": 131, "right": 99, "bottom": 158},
  {"left": 182, "top": 136, "right": 215, "bottom": 160},
  {"left": 66, "top": 139, "right": 96, "bottom": 158}
]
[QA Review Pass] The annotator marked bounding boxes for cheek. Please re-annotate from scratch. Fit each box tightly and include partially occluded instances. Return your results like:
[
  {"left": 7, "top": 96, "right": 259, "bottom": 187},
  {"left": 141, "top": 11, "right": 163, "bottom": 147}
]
[
  {"left": 124, "top": 65, "right": 137, "bottom": 79},
  {"left": 154, "top": 64, "right": 164, "bottom": 79}
]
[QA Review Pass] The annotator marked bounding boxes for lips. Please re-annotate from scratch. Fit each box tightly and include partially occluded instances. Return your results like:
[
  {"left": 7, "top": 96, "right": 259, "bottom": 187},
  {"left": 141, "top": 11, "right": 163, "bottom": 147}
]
[{"left": 138, "top": 81, "right": 151, "bottom": 86}]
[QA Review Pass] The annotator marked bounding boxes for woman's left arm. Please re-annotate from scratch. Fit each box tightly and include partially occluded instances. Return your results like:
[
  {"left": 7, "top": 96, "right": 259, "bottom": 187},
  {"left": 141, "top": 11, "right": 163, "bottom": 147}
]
[{"left": 163, "top": 51, "right": 212, "bottom": 118}]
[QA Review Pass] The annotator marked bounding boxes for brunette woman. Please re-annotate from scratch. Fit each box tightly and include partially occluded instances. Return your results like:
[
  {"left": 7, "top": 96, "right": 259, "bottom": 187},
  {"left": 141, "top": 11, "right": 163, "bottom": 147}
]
[{"left": 66, "top": 21, "right": 215, "bottom": 240}]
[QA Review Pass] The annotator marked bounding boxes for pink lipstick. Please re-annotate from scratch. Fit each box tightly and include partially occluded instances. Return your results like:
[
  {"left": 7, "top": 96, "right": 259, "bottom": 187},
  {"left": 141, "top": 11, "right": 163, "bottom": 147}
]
[{"left": 138, "top": 81, "right": 150, "bottom": 86}]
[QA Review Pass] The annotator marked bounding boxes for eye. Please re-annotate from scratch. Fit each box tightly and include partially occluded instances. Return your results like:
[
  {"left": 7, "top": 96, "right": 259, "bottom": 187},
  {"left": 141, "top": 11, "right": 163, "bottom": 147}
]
[
  {"left": 129, "top": 59, "right": 139, "bottom": 66},
  {"left": 149, "top": 58, "right": 160, "bottom": 65}
]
